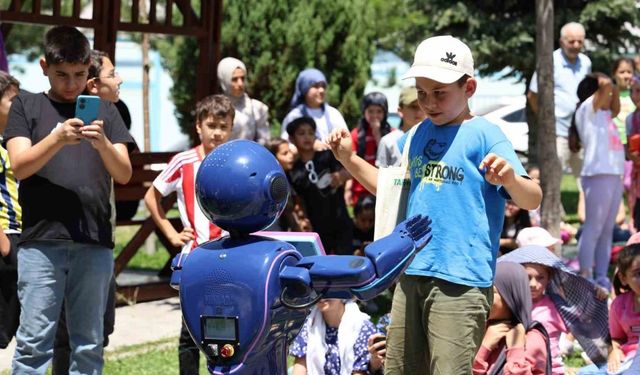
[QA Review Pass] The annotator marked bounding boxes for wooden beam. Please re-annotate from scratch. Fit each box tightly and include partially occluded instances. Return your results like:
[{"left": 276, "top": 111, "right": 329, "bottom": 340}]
[
  {"left": 6, "top": 0, "right": 23, "bottom": 11},
  {"left": 1, "top": 12, "right": 95, "bottom": 28},
  {"left": 195, "top": 0, "right": 223, "bottom": 101},
  {"left": 132, "top": 0, "right": 139, "bottom": 24},
  {"left": 173, "top": 0, "right": 196, "bottom": 27},
  {"left": 72, "top": 0, "right": 80, "bottom": 18},
  {"left": 149, "top": 0, "right": 156, "bottom": 25},
  {"left": 52, "top": 0, "right": 60, "bottom": 17},
  {"left": 165, "top": 0, "right": 173, "bottom": 26},
  {"left": 33, "top": 0, "right": 42, "bottom": 14},
  {"left": 117, "top": 21, "right": 205, "bottom": 36}
]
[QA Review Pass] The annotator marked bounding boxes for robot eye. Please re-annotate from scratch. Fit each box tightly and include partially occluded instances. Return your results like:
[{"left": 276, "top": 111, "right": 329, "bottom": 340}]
[{"left": 269, "top": 175, "right": 288, "bottom": 203}]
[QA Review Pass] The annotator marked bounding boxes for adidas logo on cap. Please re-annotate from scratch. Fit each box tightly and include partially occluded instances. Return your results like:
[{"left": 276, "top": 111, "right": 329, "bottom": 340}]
[{"left": 402, "top": 35, "right": 474, "bottom": 84}]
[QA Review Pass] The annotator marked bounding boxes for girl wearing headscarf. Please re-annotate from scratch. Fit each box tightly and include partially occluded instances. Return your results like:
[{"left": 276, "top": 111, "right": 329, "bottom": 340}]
[
  {"left": 473, "top": 262, "right": 551, "bottom": 375},
  {"left": 290, "top": 299, "right": 379, "bottom": 375},
  {"left": 281, "top": 68, "right": 348, "bottom": 146},
  {"left": 348, "top": 92, "right": 392, "bottom": 205},
  {"left": 217, "top": 57, "right": 270, "bottom": 144}
]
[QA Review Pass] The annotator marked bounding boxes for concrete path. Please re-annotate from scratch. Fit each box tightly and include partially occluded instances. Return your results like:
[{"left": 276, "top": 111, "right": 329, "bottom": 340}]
[{"left": 0, "top": 297, "right": 183, "bottom": 371}]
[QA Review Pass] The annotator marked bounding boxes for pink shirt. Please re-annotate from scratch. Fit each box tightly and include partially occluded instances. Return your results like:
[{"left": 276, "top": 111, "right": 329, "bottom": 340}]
[
  {"left": 473, "top": 328, "right": 548, "bottom": 375},
  {"left": 532, "top": 295, "right": 567, "bottom": 374},
  {"left": 610, "top": 291, "right": 640, "bottom": 358}
]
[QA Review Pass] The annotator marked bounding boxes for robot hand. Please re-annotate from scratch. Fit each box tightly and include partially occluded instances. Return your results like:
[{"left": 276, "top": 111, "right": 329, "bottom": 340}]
[{"left": 279, "top": 214, "right": 432, "bottom": 306}]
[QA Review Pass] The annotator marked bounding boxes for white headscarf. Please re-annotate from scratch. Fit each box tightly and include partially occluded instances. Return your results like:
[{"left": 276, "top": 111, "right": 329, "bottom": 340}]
[
  {"left": 217, "top": 57, "right": 247, "bottom": 96},
  {"left": 305, "top": 300, "right": 369, "bottom": 375}
]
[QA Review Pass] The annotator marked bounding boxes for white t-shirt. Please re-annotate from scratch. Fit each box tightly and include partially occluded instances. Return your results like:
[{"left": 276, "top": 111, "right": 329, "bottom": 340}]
[
  {"left": 281, "top": 104, "right": 347, "bottom": 141},
  {"left": 575, "top": 96, "right": 624, "bottom": 177}
]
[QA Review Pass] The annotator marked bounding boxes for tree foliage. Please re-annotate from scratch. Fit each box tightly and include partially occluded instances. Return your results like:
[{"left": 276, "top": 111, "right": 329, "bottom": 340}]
[
  {"left": 376, "top": 0, "right": 639, "bottom": 84},
  {"left": 157, "top": 0, "right": 378, "bottom": 143}
]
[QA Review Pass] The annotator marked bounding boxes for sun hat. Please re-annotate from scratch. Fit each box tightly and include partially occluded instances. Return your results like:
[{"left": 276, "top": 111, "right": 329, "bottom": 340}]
[{"left": 516, "top": 227, "right": 562, "bottom": 248}]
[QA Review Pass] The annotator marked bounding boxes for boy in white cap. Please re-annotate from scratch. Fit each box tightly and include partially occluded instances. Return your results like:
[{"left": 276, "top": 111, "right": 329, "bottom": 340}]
[{"left": 328, "top": 35, "right": 542, "bottom": 374}]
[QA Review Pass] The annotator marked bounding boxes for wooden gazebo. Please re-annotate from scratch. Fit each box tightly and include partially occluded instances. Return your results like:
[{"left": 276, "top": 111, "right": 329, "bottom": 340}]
[{"left": 1, "top": 0, "right": 224, "bottom": 304}]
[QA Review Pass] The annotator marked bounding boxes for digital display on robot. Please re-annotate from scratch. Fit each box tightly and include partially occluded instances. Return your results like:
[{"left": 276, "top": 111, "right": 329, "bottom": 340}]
[{"left": 204, "top": 317, "right": 237, "bottom": 341}]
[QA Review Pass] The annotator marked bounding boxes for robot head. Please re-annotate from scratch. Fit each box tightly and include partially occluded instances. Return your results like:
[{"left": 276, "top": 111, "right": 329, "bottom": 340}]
[{"left": 196, "top": 140, "right": 289, "bottom": 235}]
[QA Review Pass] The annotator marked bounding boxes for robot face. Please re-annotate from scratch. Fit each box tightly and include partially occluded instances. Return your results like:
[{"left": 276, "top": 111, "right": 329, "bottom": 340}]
[{"left": 196, "top": 140, "right": 290, "bottom": 234}]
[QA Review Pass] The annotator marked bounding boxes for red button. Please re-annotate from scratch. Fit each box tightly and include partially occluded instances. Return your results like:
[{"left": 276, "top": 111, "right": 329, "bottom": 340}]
[{"left": 220, "top": 344, "right": 235, "bottom": 358}]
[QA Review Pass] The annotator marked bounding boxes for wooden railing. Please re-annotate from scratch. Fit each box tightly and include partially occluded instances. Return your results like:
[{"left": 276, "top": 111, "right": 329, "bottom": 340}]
[{"left": 114, "top": 151, "right": 180, "bottom": 305}]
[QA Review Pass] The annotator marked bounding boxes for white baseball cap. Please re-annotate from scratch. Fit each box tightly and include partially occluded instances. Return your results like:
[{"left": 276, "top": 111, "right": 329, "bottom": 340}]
[
  {"left": 516, "top": 227, "right": 562, "bottom": 248},
  {"left": 402, "top": 35, "right": 474, "bottom": 84}
]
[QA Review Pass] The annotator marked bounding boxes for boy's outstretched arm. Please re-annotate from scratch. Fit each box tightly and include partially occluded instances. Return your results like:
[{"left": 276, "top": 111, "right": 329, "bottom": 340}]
[
  {"left": 144, "top": 186, "right": 195, "bottom": 248},
  {"left": 326, "top": 128, "right": 379, "bottom": 195},
  {"left": 479, "top": 153, "right": 542, "bottom": 210}
]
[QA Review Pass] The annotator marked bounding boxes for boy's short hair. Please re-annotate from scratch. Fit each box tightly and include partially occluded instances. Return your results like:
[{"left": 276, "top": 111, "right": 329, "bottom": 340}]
[
  {"left": 88, "top": 50, "right": 110, "bottom": 80},
  {"left": 0, "top": 71, "right": 19, "bottom": 98},
  {"left": 44, "top": 26, "right": 91, "bottom": 65},
  {"left": 286, "top": 116, "right": 316, "bottom": 137},
  {"left": 195, "top": 94, "right": 235, "bottom": 124},
  {"left": 402, "top": 35, "right": 474, "bottom": 84}
]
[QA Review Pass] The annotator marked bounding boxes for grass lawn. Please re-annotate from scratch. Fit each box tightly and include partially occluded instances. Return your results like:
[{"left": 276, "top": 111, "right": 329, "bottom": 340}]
[{"left": 96, "top": 179, "right": 586, "bottom": 373}]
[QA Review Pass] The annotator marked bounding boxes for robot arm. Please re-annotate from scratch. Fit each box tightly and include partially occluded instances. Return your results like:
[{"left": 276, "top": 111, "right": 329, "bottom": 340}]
[{"left": 279, "top": 214, "right": 432, "bottom": 306}]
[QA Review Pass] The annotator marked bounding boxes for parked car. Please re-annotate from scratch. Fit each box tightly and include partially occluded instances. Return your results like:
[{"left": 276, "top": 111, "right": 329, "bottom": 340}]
[{"left": 478, "top": 97, "right": 528, "bottom": 156}]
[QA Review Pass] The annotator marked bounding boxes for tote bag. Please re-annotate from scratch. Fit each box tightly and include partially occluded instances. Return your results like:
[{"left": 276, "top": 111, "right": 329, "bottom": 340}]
[{"left": 374, "top": 125, "right": 419, "bottom": 240}]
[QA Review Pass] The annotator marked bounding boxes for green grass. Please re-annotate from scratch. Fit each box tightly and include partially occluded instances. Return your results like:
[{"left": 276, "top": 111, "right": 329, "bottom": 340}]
[{"left": 560, "top": 174, "right": 580, "bottom": 223}]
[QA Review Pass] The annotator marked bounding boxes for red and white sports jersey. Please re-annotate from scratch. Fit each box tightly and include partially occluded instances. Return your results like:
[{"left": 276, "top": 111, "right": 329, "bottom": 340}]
[{"left": 153, "top": 147, "right": 222, "bottom": 266}]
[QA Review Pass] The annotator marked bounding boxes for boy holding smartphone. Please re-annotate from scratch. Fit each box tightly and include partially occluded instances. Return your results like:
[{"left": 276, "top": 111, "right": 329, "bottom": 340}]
[{"left": 5, "top": 26, "right": 133, "bottom": 374}]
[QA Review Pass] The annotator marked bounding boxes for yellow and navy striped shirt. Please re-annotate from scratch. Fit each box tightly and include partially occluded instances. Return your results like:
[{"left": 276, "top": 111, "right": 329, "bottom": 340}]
[{"left": 0, "top": 146, "right": 21, "bottom": 233}]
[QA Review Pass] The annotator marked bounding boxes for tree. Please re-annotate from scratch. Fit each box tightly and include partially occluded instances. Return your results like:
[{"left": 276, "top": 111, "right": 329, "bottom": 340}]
[
  {"left": 373, "top": 0, "right": 639, "bottom": 232},
  {"left": 535, "top": 0, "right": 563, "bottom": 251},
  {"left": 157, "top": 0, "right": 378, "bottom": 144}
]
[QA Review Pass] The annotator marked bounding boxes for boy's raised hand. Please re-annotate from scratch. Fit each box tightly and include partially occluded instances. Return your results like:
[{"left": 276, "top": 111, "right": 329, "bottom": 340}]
[
  {"left": 479, "top": 153, "right": 516, "bottom": 187},
  {"left": 81, "top": 120, "right": 108, "bottom": 150},
  {"left": 55, "top": 118, "right": 85, "bottom": 145},
  {"left": 326, "top": 128, "right": 353, "bottom": 163}
]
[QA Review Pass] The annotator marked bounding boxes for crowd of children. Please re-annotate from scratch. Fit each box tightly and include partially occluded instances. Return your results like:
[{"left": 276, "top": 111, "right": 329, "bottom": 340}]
[{"left": 2, "top": 22, "right": 640, "bottom": 375}]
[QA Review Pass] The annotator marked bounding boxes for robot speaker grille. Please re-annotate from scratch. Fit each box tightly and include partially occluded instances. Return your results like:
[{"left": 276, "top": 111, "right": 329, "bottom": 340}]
[{"left": 270, "top": 175, "right": 288, "bottom": 203}]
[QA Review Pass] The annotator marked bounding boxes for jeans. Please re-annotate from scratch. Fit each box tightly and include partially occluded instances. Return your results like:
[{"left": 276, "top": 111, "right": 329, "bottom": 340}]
[
  {"left": 12, "top": 240, "right": 113, "bottom": 375},
  {"left": 52, "top": 275, "right": 117, "bottom": 375}
]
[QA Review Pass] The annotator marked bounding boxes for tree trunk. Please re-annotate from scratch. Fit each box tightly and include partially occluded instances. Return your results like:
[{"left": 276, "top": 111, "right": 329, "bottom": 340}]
[{"left": 535, "top": 0, "right": 563, "bottom": 255}]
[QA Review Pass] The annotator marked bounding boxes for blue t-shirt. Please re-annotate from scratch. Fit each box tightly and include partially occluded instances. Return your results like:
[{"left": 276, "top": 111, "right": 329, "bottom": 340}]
[{"left": 398, "top": 117, "right": 527, "bottom": 287}]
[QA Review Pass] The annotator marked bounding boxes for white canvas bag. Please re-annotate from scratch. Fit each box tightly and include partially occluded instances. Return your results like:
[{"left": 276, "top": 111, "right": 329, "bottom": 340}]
[{"left": 373, "top": 125, "right": 419, "bottom": 240}]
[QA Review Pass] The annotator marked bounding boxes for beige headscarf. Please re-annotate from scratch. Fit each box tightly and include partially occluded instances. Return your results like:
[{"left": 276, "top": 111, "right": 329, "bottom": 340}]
[{"left": 217, "top": 57, "right": 246, "bottom": 97}]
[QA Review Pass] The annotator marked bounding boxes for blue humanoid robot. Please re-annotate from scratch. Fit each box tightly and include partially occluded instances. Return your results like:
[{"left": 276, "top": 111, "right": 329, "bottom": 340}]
[{"left": 174, "top": 140, "right": 432, "bottom": 375}]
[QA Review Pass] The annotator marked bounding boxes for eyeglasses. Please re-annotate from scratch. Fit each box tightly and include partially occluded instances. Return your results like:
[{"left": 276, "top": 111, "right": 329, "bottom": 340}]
[{"left": 96, "top": 71, "right": 120, "bottom": 81}]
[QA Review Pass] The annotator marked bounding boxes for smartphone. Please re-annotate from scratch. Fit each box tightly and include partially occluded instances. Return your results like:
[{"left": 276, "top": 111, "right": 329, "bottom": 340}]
[
  {"left": 75, "top": 95, "right": 101, "bottom": 125},
  {"left": 373, "top": 335, "right": 386, "bottom": 350}
]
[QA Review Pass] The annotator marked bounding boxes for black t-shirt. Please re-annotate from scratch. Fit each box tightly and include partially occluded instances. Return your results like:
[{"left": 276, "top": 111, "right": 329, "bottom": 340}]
[
  {"left": 4, "top": 92, "right": 134, "bottom": 248},
  {"left": 288, "top": 150, "right": 352, "bottom": 253}
]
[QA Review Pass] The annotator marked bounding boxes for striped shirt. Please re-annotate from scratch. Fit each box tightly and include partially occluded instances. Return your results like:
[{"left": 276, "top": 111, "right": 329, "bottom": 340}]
[
  {"left": 153, "top": 147, "right": 222, "bottom": 265},
  {"left": 0, "top": 146, "right": 21, "bottom": 234}
]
